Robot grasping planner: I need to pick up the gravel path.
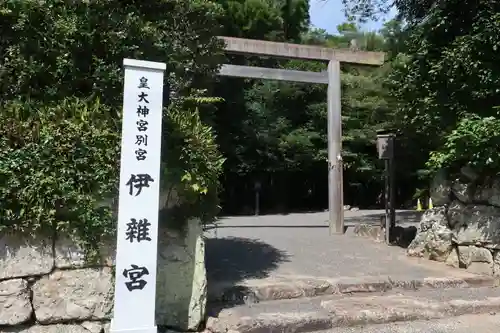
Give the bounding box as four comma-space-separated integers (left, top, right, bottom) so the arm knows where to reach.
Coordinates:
206, 211, 470, 286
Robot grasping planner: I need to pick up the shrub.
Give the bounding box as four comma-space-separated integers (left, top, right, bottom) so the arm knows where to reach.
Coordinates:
0, 98, 120, 253
427, 114, 500, 175
0, 0, 226, 255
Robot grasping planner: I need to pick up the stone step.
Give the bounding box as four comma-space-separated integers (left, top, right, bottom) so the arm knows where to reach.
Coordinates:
206, 286, 500, 333
208, 274, 497, 304
317, 313, 500, 333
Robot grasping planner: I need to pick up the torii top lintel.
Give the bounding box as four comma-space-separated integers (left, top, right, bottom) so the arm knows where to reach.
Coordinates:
218, 36, 385, 66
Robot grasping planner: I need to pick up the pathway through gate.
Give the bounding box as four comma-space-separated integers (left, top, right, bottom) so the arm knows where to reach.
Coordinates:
216, 36, 385, 235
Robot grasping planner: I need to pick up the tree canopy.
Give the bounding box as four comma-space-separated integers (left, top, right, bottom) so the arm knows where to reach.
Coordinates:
387, 1, 500, 176
2, 0, 499, 226
214, 0, 500, 213
339, 0, 500, 187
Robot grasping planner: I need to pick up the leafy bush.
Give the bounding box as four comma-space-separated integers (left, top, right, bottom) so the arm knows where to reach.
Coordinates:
0, 0, 225, 254
0, 96, 224, 246
0, 98, 120, 253
427, 115, 500, 174
162, 97, 225, 228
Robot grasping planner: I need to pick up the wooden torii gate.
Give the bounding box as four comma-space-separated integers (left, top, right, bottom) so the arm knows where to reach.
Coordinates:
217, 36, 385, 234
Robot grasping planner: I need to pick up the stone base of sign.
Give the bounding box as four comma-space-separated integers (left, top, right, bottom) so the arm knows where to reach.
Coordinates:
0, 218, 206, 332
156, 220, 207, 330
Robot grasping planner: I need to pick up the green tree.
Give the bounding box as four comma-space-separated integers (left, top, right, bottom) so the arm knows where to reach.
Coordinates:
216, 18, 400, 211
212, 0, 313, 213
336, 0, 500, 194
388, 1, 500, 181
217, 0, 309, 41
338, 0, 393, 22
379, 19, 407, 59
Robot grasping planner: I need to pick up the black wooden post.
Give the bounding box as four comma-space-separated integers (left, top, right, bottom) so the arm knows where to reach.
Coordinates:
376, 130, 396, 244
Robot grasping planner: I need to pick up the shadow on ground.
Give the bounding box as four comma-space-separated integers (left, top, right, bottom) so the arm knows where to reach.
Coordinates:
350, 212, 421, 249
205, 237, 289, 314
390, 225, 418, 248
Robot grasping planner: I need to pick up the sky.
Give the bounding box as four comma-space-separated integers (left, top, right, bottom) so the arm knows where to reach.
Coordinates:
309, 0, 398, 34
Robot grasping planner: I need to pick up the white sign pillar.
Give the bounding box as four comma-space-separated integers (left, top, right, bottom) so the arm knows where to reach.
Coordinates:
110, 59, 166, 333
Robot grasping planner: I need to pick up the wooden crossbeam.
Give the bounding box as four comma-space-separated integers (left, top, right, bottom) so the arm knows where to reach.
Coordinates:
218, 64, 329, 84
219, 36, 385, 66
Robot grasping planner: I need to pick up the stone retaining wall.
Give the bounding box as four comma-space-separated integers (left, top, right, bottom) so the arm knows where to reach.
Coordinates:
0, 221, 206, 333
407, 168, 500, 276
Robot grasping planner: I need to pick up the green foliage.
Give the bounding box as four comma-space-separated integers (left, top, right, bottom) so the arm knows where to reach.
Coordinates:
218, 0, 309, 41
238, 77, 324, 174
339, 0, 393, 23
427, 115, 500, 174
164, 98, 225, 222
386, 1, 500, 185
338, 0, 435, 24
341, 67, 394, 190
0, 98, 119, 255
0, 0, 225, 253
0, 0, 224, 105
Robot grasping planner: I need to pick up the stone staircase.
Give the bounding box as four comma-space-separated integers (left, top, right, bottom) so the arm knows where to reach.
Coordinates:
205, 275, 500, 333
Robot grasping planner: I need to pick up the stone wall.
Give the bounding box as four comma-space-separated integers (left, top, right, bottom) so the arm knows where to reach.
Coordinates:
0, 220, 206, 333
407, 168, 500, 276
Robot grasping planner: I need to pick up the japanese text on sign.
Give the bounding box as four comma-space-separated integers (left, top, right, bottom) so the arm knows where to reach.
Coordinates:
126, 218, 152, 243
122, 76, 155, 293
135, 77, 150, 161
123, 264, 149, 291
